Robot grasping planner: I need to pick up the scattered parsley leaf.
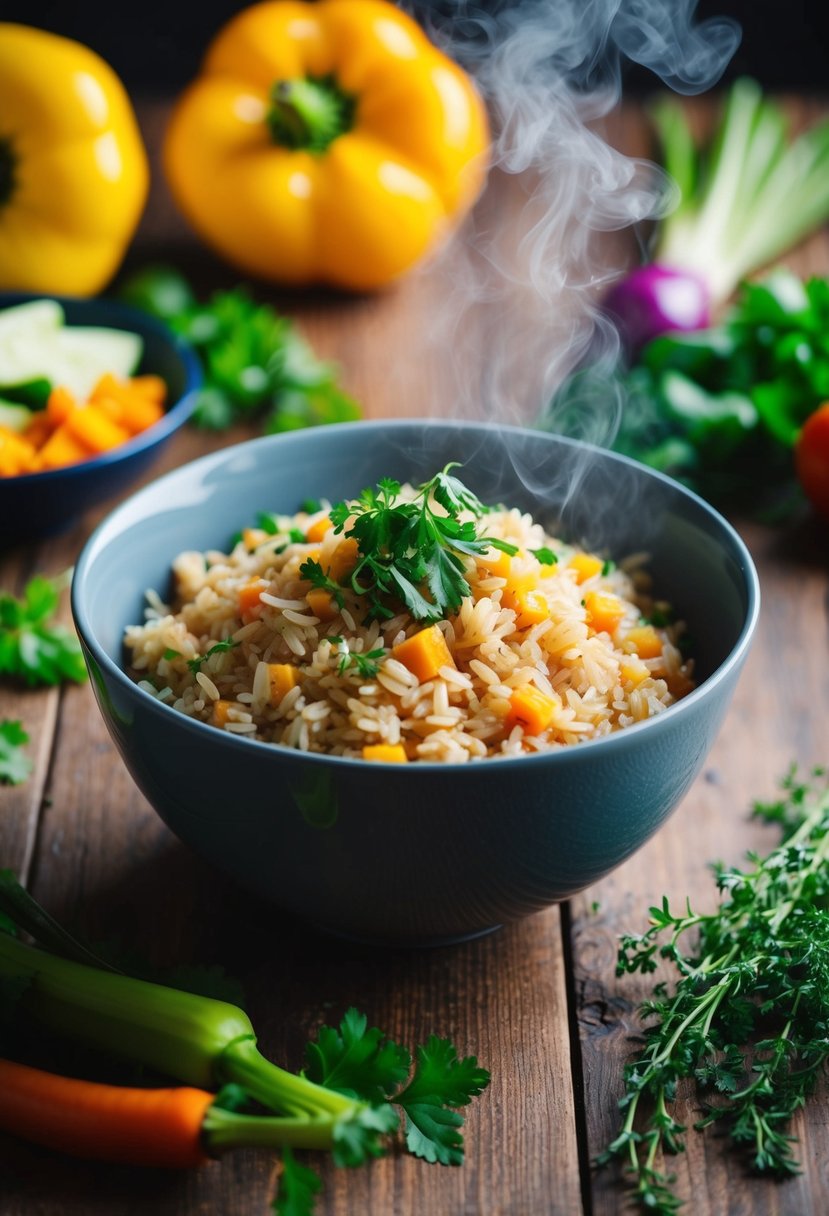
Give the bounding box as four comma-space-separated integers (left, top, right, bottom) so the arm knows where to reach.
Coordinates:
0, 573, 87, 687
186, 639, 241, 673
304, 1007, 411, 1104
163, 648, 181, 661
602, 559, 615, 576
0, 721, 32, 785
531, 547, 558, 566
272, 1147, 323, 1216
299, 559, 346, 610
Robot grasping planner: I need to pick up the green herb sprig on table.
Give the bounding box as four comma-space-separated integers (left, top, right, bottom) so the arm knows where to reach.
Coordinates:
307, 466, 517, 624
119, 265, 360, 434
600, 766, 829, 1214
0, 722, 32, 786
0, 573, 87, 687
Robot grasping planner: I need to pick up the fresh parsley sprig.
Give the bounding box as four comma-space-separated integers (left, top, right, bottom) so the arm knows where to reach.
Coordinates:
600, 765, 829, 1214
326, 638, 385, 679
326, 466, 517, 624
0, 573, 87, 687
0, 722, 32, 786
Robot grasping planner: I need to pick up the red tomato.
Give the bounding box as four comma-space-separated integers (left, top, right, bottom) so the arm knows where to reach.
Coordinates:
795, 403, 829, 521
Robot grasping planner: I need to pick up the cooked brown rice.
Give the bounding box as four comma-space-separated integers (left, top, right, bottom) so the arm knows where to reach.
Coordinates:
124, 491, 695, 763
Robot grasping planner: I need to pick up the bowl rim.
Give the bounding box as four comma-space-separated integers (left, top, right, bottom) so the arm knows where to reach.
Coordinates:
72, 419, 761, 772
0, 291, 202, 484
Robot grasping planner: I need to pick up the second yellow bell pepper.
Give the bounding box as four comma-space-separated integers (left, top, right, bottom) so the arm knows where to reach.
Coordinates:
163, 0, 490, 291
0, 24, 149, 296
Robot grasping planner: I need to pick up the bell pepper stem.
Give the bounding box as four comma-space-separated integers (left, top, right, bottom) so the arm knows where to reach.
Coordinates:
267, 76, 355, 154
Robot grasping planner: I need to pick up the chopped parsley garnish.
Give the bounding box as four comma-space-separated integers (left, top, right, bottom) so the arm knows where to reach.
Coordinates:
0, 721, 32, 786
299, 560, 345, 609
327, 638, 385, 679
531, 547, 558, 566
186, 639, 240, 673
601, 559, 615, 576
325, 466, 517, 623
0, 573, 87, 688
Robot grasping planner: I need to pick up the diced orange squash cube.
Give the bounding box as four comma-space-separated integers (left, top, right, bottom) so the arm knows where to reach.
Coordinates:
45, 385, 77, 427
362, 744, 408, 763
305, 515, 332, 543
505, 685, 559, 735
626, 624, 662, 659
584, 591, 626, 636
128, 374, 167, 404
478, 549, 514, 579
116, 394, 164, 436
213, 700, 234, 727
238, 580, 266, 622
569, 553, 603, 584
267, 663, 298, 705
327, 537, 359, 583
620, 660, 649, 686
306, 588, 338, 621
38, 425, 92, 470
23, 413, 54, 449
391, 625, 455, 683
511, 588, 549, 629
64, 405, 129, 453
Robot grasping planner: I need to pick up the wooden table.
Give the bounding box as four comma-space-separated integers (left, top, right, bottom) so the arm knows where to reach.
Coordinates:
2, 97, 828, 1216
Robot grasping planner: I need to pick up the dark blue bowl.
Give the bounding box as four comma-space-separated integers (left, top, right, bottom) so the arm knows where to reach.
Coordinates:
71, 422, 760, 945
0, 293, 201, 543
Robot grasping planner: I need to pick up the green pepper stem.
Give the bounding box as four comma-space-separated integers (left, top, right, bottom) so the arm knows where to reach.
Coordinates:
267, 76, 355, 154
216, 1035, 359, 1120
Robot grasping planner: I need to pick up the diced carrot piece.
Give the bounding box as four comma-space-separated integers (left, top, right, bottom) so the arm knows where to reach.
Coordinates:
23, 413, 54, 448
505, 685, 559, 735
305, 515, 332, 543
0, 428, 39, 476
117, 395, 164, 436
238, 580, 266, 623
129, 374, 167, 404
65, 405, 129, 453
46, 385, 77, 427
306, 588, 338, 621
90, 373, 124, 403
327, 537, 359, 583
38, 425, 93, 470
391, 625, 455, 683
267, 663, 298, 705
213, 700, 234, 727
362, 744, 408, 763
511, 588, 549, 629
569, 553, 603, 584
626, 624, 662, 659
584, 591, 626, 636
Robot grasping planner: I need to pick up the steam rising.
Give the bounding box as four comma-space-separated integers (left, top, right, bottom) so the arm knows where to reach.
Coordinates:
404, 0, 739, 449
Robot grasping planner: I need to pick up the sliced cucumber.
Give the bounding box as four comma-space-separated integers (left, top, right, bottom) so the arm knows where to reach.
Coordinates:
0, 301, 143, 401
0, 401, 34, 433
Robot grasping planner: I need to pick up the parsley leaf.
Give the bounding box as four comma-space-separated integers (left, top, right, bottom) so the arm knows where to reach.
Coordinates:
304, 1008, 490, 1169
272, 1147, 322, 1216
328, 466, 517, 623
0, 574, 87, 687
530, 547, 558, 566
299, 560, 345, 610
396, 1036, 492, 1165
0, 722, 32, 786
186, 639, 240, 673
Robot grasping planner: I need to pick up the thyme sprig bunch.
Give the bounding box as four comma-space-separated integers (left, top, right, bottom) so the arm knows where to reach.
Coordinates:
601, 766, 829, 1213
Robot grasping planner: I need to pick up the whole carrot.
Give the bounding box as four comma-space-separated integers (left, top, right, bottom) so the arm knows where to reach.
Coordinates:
0, 1057, 386, 1168
0, 1059, 213, 1168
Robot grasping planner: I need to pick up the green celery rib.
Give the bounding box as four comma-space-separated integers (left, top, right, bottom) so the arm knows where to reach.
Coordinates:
0, 933, 359, 1124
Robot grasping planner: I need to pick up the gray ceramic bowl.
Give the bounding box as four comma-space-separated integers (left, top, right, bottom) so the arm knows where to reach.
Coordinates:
71, 422, 759, 945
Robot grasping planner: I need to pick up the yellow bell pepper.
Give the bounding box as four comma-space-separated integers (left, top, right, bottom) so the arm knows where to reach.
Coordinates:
0, 24, 149, 296
163, 0, 490, 291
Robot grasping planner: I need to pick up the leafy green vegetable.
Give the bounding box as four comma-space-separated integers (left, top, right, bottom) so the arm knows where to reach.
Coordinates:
0, 573, 87, 687
185, 639, 241, 673
596, 271, 829, 514
326, 466, 518, 623
273, 1145, 323, 1216
600, 765, 829, 1214
119, 266, 360, 434
299, 559, 346, 610
0, 722, 32, 785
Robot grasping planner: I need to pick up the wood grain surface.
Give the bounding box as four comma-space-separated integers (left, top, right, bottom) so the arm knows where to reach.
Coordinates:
1, 97, 828, 1216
